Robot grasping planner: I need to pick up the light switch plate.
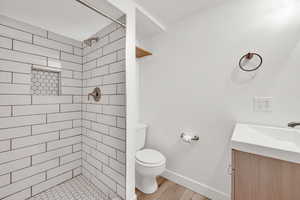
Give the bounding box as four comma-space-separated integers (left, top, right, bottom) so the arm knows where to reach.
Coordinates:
253, 97, 272, 112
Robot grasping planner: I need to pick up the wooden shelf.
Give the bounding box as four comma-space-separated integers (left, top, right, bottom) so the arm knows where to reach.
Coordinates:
136, 47, 152, 58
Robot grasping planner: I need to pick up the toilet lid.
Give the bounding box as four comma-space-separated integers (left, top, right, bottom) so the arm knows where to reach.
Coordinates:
136, 149, 166, 165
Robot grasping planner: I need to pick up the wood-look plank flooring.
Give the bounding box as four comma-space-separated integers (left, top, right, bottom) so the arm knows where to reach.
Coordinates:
136, 177, 209, 200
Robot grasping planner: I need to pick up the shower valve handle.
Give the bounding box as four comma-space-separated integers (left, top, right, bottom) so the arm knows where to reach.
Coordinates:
88, 87, 101, 102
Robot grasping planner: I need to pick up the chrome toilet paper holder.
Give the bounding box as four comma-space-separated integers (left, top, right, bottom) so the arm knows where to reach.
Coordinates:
180, 133, 199, 142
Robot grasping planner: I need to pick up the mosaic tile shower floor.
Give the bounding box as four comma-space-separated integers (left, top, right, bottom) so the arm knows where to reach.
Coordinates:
28, 176, 105, 200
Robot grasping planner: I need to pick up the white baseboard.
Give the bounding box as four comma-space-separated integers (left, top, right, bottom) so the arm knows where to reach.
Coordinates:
162, 169, 230, 200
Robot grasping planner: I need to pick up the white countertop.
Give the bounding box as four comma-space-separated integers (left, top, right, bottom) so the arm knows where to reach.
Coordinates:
231, 123, 300, 164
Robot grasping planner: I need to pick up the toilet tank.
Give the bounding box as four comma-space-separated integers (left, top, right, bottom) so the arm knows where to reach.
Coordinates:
135, 124, 148, 151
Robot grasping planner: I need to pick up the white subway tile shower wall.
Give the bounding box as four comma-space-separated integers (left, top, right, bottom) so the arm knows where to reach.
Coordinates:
82, 19, 126, 199
0, 14, 126, 200
0, 15, 82, 200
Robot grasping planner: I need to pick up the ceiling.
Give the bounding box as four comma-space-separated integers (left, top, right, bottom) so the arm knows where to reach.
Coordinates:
0, 0, 124, 41
0, 0, 226, 41
134, 0, 223, 26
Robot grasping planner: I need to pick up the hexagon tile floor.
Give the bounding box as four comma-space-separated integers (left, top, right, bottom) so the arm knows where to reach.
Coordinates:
28, 176, 105, 200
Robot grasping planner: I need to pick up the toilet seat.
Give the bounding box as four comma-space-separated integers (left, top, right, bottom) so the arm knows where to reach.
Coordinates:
136, 149, 166, 166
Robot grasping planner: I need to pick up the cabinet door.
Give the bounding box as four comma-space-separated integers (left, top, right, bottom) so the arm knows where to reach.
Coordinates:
233, 150, 259, 200
233, 150, 300, 200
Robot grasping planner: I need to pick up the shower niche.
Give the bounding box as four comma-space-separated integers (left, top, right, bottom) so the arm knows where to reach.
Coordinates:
31, 67, 61, 96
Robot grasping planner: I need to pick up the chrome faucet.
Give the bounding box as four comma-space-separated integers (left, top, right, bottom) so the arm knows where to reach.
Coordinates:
288, 122, 300, 128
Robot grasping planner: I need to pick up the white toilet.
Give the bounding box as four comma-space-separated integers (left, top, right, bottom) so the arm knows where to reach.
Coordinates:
135, 124, 166, 194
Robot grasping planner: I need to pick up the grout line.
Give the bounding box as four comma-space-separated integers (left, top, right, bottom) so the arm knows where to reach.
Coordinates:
9, 138, 12, 151
10, 72, 13, 83
9, 172, 12, 184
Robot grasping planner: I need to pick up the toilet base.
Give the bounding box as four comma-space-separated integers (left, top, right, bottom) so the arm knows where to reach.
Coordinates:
136, 172, 158, 194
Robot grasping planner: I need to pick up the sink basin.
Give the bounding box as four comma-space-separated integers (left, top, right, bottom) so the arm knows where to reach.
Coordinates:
231, 123, 300, 164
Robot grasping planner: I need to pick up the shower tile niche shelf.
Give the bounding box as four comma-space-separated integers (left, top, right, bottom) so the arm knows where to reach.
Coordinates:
31, 67, 61, 96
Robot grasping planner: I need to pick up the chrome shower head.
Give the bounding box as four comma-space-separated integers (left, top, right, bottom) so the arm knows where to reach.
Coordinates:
84, 37, 99, 47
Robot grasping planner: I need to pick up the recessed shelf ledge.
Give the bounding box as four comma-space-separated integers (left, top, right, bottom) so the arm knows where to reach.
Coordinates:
32, 65, 62, 72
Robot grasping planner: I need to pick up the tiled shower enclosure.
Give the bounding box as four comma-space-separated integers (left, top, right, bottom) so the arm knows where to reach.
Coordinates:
0, 14, 126, 200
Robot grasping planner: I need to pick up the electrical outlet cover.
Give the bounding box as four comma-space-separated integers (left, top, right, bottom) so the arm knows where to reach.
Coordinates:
253, 97, 272, 112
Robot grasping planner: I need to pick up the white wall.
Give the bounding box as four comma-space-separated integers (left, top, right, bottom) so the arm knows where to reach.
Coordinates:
139, 0, 300, 199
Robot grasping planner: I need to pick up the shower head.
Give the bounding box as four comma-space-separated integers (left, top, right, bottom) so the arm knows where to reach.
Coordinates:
84, 37, 99, 47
